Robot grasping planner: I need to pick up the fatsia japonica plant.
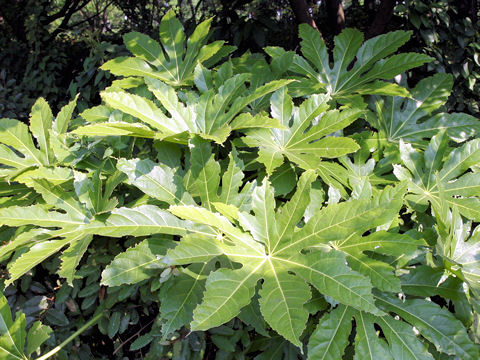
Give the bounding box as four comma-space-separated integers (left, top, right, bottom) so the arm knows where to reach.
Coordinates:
0, 9, 479, 359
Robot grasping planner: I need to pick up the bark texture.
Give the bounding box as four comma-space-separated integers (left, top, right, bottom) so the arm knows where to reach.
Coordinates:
289, 0, 319, 30
366, 0, 396, 39
326, 0, 345, 34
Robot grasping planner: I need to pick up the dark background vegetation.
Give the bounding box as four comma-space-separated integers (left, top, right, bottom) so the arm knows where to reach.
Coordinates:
1, 0, 479, 121
0, 1, 478, 358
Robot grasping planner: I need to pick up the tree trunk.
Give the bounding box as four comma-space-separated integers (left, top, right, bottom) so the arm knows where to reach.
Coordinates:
366, 0, 396, 39
289, 0, 319, 30
0, 0, 29, 43
456, 0, 478, 23
326, 0, 345, 34
364, 0, 376, 21
364, 0, 375, 12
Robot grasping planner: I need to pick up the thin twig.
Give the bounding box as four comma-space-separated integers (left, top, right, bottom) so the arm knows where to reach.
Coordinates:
112, 318, 155, 355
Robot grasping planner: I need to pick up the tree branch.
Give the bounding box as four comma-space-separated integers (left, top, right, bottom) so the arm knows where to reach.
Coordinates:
49, 0, 92, 39
289, 0, 319, 30
59, 0, 115, 32
43, 0, 81, 24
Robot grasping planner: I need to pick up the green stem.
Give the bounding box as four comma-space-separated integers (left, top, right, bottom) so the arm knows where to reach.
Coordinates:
36, 312, 104, 360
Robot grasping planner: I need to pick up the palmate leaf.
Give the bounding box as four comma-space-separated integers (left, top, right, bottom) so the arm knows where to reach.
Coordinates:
101, 236, 175, 286
166, 174, 411, 347
5, 231, 82, 286
115, 140, 253, 212
74, 73, 290, 144
0, 176, 95, 285
3, 203, 204, 285
146, 74, 290, 144
308, 305, 355, 360
58, 235, 93, 285
241, 87, 361, 173
0, 292, 52, 359
185, 137, 254, 212
400, 265, 469, 308
332, 232, 425, 293
375, 293, 479, 359
2, 174, 125, 285
271, 26, 431, 98
309, 297, 478, 360
395, 132, 480, 220
0, 204, 86, 228
101, 10, 232, 86
369, 73, 480, 146
0, 97, 79, 181
451, 225, 480, 297
117, 157, 194, 206
159, 262, 214, 340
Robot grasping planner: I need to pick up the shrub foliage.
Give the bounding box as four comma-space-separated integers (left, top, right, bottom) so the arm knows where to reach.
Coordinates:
0, 10, 479, 359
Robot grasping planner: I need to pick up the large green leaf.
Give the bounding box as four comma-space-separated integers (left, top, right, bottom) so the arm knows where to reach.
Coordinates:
0, 293, 52, 359
101, 237, 174, 286
159, 262, 213, 339
165, 174, 410, 346
117, 158, 194, 205
0, 118, 45, 167
144, 76, 292, 143
102, 10, 230, 86
29, 98, 53, 165
370, 73, 480, 146
83, 76, 289, 144
0, 97, 79, 180
0, 204, 86, 227
308, 305, 354, 360
242, 88, 361, 172
451, 226, 480, 297
375, 294, 478, 359
58, 235, 93, 286
5, 232, 80, 285
395, 134, 480, 220
308, 305, 439, 360
273, 26, 431, 98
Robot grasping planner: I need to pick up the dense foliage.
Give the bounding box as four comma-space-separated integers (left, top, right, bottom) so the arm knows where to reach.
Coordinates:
1, 7, 480, 360
2, 1, 479, 121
